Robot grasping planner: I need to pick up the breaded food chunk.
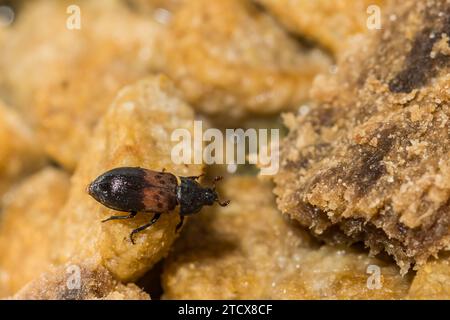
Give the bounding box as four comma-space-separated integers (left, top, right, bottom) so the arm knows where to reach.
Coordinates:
0, 101, 46, 197
53, 76, 203, 282
408, 255, 450, 299
158, 0, 331, 118
12, 263, 150, 300
275, 0, 450, 273
163, 177, 409, 299
257, 0, 385, 55
0, 0, 163, 170
0, 168, 70, 297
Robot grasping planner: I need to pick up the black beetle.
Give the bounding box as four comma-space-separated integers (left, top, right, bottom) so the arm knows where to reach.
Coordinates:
87, 167, 229, 244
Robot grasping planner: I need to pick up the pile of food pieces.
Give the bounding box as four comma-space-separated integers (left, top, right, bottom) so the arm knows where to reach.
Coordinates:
0, 0, 449, 299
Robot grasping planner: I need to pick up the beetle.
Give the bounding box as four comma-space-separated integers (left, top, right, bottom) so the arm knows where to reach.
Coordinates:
87, 167, 230, 244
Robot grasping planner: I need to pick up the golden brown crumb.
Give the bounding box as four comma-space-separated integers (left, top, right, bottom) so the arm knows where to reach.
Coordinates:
1, 75, 202, 295
275, 0, 450, 273
163, 177, 410, 299
0, 0, 163, 170
52, 75, 203, 282
408, 255, 450, 299
157, 0, 331, 119
11, 263, 150, 300
0, 100, 46, 197
0, 168, 70, 297
256, 0, 386, 55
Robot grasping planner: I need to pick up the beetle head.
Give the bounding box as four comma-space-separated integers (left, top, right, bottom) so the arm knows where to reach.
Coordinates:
87, 174, 113, 205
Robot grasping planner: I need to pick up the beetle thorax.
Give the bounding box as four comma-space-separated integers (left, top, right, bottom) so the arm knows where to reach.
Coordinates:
177, 177, 217, 215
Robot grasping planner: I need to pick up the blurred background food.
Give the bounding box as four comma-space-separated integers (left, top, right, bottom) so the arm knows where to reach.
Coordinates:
0, 0, 164, 170
156, 0, 331, 119
0, 0, 449, 300
0, 100, 46, 197
0, 168, 70, 297
255, 0, 386, 55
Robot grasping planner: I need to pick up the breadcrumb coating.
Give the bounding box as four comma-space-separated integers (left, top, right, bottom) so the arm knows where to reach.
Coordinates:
163, 177, 410, 299
0, 101, 46, 197
257, 0, 386, 55
12, 263, 150, 300
0, 0, 163, 169
0, 168, 70, 297
275, 0, 450, 273
52, 76, 203, 282
157, 0, 331, 119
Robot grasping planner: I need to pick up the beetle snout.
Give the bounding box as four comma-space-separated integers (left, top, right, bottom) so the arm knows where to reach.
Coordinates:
87, 181, 99, 200
87, 179, 105, 202
86, 182, 94, 196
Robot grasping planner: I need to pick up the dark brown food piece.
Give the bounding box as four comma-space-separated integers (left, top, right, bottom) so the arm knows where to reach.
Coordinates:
275, 0, 450, 273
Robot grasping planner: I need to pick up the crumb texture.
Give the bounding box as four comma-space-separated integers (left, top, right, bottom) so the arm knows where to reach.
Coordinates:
157, 0, 331, 118
53, 75, 203, 282
0, 76, 203, 292
0, 100, 46, 196
163, 177, 410, 299
256, 0, 386, 55
0, 0, 163, 169
408, 255, 450, 299
0, 168, 70, 297
275, 0, 450, 272
11, 263, 150, 300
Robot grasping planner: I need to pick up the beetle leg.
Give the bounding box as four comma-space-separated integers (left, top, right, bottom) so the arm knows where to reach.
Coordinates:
175, 215, 185, 232
186, 174, 205, 180
129, 213, 162, 244
216, 199, 231, 207
102, 211, 137, 223
212, 176, 224, 191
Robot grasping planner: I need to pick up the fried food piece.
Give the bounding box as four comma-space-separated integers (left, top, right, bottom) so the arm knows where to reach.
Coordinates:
0, 168, 70, 297
275, 0, 450, 273
2, 76, 198, 291
163, 177, 409, 299
408, 255, 450, 299
12, 263, 150, 300
256, 0, 385, 55
0, 101, 46, 197
0, 0, 163, 170
53, 76, 203, 282
270, 246, 411, 300
158, 0, 331, 119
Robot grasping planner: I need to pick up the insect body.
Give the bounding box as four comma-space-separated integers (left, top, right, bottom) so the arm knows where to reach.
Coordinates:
87, 167, 229, 244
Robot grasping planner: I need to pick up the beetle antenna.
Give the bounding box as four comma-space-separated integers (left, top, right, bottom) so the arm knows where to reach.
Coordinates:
212, 176, 223, 191
216, 199, 230, 207
211, 176, 229, 206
